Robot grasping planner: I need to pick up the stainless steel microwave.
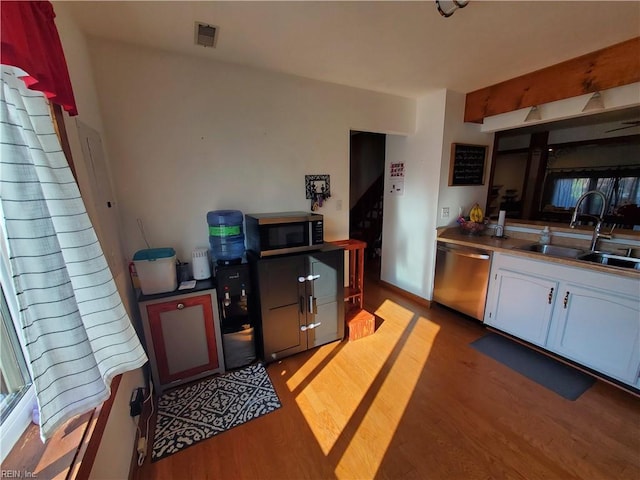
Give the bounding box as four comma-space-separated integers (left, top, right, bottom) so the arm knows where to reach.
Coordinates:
245, 212, 324, 257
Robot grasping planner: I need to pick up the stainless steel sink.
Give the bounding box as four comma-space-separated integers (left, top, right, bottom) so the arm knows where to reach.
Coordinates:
517, 243, 586, 259
516, 243, 640, 271
578, 252, 640, 270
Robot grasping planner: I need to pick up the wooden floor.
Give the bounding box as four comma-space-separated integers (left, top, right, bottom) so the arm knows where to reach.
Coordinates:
132, 265, 640, 480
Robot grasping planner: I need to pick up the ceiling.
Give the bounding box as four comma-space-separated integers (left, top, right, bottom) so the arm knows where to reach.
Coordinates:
61, 1, 640, 100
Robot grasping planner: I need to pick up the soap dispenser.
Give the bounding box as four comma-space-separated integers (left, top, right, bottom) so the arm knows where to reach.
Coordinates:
539, 226, 551, 245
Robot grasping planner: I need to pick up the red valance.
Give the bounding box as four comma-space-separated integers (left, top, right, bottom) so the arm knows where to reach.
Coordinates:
1, 1, 78, 116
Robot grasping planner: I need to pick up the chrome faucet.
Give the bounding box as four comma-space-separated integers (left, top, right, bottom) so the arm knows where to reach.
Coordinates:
569, 190, 614, 251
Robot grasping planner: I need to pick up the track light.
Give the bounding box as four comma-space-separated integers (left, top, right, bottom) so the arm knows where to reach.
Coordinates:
582, 91, 604, 112
436, 0, 469, 18
524, 106, 542, 122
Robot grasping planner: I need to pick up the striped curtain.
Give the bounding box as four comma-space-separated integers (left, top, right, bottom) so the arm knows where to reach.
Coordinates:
0, 65, 147, 440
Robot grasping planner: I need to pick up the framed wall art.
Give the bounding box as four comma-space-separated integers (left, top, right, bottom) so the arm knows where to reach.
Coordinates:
448, 143, 488, 186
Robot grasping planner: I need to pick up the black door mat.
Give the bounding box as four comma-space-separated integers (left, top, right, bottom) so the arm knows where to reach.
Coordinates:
470, 333, 595, 400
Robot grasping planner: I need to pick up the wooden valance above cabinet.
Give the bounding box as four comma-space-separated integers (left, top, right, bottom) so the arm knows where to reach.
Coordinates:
464, 37, 640, 123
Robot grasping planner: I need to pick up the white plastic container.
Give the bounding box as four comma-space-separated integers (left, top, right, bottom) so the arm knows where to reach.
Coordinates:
133, 248, 177, 295
192, 247, 211, 280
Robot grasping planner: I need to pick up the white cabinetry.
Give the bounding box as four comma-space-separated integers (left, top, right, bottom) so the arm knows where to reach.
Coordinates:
485, 269, 557, 347
485, 253, 640, 387
548, 283, 640, 385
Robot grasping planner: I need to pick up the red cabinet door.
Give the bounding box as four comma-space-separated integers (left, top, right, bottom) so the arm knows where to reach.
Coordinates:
146, 294, 220, 384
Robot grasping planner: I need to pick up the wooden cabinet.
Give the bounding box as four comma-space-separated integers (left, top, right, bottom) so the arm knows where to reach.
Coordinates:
251, 247, 344, 362
485, 253, 640, 387
139, 285, 225, 394
485, 268, 557, 347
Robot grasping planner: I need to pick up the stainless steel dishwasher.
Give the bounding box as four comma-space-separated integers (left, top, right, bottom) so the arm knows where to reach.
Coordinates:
433, 241, 492, 321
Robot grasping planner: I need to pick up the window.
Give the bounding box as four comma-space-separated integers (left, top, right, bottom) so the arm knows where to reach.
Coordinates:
0, 286, 32, 424
0, 233, 36, 461
543, 168, 640, 223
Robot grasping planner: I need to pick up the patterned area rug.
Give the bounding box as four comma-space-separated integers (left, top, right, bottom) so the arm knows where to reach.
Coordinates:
151, 363, 281, 462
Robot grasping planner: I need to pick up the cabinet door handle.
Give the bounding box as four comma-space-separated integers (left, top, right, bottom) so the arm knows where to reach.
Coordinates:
548, 287, 554, 305
300, 324, 308, 332
308, 295, 315, 314
176, 303, 185, 310
563, 291, 570, 309
307, 322, 322, 330
298, 274, 321, 282
437, 245, 490, 260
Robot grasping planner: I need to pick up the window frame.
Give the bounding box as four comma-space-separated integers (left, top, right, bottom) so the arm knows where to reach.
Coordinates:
0, 216, 36, 462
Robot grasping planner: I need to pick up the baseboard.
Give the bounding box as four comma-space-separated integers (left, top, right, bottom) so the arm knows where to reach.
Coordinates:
378, 279, 432, 309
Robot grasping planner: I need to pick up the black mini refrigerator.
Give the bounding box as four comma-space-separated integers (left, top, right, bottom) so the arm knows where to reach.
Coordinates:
215, 263, 256, 369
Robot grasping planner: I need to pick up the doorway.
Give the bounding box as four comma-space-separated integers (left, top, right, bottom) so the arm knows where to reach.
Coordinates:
349, 131, 385, 278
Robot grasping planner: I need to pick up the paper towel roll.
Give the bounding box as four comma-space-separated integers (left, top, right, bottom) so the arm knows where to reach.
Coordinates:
498, 210, 506, 228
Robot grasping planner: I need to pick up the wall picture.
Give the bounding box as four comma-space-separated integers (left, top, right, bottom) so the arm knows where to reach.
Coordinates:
449, 143, 488, 186
388, 161, 405, 195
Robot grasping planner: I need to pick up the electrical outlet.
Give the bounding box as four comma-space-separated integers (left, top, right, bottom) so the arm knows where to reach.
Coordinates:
441, 207, 450, 219
129, 387, 144, 417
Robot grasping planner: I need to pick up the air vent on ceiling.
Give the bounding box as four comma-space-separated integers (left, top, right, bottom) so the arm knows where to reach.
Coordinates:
195, 22, 218, 48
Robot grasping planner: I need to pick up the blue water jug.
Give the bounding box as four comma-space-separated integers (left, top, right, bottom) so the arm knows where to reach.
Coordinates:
207, 210, 245, 264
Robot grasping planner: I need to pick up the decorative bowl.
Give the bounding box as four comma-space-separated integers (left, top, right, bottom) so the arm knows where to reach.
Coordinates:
458, 221, 486, 236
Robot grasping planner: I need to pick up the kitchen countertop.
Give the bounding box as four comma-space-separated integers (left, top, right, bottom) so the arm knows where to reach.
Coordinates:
437, 227, 640, 279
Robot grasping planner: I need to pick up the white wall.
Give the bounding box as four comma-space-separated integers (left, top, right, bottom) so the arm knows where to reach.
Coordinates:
381, 91, 446, 299
381, 90, 493, 301
53, 5, 145, 480
497, 134, 530, 151
85, 38, 415, 265
548, 142, 640, 169
492, 152, 529, 203
436, 90, 494, 228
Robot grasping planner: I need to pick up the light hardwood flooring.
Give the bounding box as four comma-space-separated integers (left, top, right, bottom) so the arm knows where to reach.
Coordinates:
133, 267, 640, 480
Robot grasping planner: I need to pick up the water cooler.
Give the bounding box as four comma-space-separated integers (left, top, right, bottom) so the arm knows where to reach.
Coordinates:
207, 210, 246, 266
215, 263, 256, 369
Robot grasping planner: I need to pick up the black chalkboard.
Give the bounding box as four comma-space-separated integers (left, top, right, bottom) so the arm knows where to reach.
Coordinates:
448, 143, 488, 186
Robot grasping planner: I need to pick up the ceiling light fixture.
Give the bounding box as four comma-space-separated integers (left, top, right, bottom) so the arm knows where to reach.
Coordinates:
582, 91, 605, 112
436, 0, 469, 18
525, 106, 542, 122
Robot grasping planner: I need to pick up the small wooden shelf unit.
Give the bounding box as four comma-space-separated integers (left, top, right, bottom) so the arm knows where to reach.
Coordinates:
330, 239, 375, 341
